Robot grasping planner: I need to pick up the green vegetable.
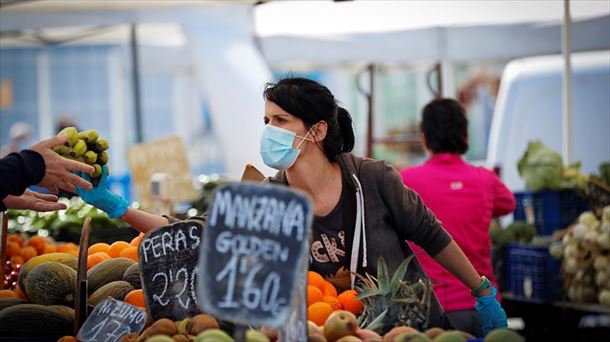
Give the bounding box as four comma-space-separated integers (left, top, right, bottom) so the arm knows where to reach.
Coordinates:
505, 221, 536, 244
518, 141, 564, 191
518, 141, 588, 193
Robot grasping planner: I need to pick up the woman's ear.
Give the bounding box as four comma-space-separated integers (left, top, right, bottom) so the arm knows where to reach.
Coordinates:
311, 121, 328, 142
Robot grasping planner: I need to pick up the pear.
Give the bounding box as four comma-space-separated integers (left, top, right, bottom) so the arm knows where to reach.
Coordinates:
78, 129, 99, 143
71, 139, 87, 158
324, 310, 358, 342
53, 145, 71, 156
58, 127, 78, 147
83, 150, 98, 165
175, 318, 190, 335
95, 139, 109, 152
97, 151, 108, 165
92, 164, 102, 179
246, 330, 270, 342
194, 329, 233, 342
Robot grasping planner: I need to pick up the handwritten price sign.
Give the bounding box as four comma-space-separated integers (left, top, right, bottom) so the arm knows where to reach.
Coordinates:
77, 299, 146, 342
139, 221, 203, 321
198, 183, 312, 328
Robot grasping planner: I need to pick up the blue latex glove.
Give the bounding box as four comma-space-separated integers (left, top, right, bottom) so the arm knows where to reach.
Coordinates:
475, 285, 508, 336
75, 165, 129, 219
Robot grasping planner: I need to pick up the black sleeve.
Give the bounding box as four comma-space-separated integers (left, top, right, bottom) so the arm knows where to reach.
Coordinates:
0, 150, 46, 210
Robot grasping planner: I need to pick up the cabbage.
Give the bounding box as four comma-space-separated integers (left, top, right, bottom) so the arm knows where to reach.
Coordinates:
518, 141, 564, 191
518, 140, 588, 192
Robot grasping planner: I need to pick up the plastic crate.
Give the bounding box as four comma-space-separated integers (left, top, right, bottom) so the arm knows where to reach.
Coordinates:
513, 190, 590, 235
505, 243, 562, 303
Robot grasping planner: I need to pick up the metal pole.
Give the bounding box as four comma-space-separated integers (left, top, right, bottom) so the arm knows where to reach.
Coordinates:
366, 64, 375, 159
130, 24, 143, 143
562, 0, 573, 166
435, 62, 443, 98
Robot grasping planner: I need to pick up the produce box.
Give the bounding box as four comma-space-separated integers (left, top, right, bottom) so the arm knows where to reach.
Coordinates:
505, 243, 562, 303
513, 190, 590, 235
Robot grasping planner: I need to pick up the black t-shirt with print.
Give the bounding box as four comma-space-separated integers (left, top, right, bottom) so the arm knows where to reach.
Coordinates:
310, 180, 351, 290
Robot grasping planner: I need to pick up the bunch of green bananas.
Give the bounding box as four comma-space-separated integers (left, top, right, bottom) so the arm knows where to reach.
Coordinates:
53, 126, 109, 186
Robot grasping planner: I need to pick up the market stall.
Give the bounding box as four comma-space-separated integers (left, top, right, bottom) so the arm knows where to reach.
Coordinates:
1, 2, 610, 342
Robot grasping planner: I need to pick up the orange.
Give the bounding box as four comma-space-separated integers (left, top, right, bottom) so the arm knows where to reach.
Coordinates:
27, 236, 46, 255
337, 290, 364, 315
56, 243, 78, 253
307, 302, 334, 326
119, 246, 139, 262
308, 271, 326, 292
130, 233, 145, 247
307, 285, 324, 306
323, 280, 338, 297
20, 246, 37, 262
57, 336, 79, 342
0, 290, 18, 298
8, 234, 23, 247
14, 285, 27, 299
67, 248, 79, 257
124, 289, 145, 307
10, 256, 24, 266
108, 241, 130, 258
87, 252, 111, 269
323, 295, 343, 311
43, 243, 57, 254
88, 242, 111, 256
6, 241, 21, 257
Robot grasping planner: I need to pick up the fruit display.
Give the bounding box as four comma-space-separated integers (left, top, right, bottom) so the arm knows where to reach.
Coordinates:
550, 206, 610, 306
302, 311, 524, 342
307, 270, 364, 327
55, 127, 109, 185
3, 232, 78, 291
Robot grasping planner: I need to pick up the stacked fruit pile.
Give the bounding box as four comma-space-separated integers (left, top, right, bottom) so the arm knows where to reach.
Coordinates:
0, 233, 146, 338
552, 206, 610, 306
54, 127, 109, 185
86, 233, 143, 270
307, 271, 364, 326
2, 233, 78, 292
0, 252, 78, 337
305, 312, 524, 342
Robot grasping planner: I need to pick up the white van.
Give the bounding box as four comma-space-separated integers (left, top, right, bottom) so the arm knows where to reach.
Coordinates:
487, 50, 610, 191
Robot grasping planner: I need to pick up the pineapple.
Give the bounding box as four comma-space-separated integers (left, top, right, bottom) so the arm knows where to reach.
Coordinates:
355, 256, 433, 335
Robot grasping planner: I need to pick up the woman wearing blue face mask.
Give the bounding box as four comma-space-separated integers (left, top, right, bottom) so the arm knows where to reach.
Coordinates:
259, 78, 507, 335
74, 77, 507, 335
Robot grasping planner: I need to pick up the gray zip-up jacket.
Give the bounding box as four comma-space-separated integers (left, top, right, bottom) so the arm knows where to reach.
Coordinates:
268, 153, 455, 328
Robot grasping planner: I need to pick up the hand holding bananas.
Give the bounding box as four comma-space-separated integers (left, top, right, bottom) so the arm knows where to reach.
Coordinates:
472, 278, 508, 335
75, 165, 129, 219
53, 127, 109, 186
30, 134, 95, 194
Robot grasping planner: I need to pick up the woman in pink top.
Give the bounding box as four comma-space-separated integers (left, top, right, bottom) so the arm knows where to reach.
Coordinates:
400, 98, 515, 336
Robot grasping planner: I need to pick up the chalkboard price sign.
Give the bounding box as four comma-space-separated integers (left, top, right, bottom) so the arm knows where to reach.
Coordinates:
198, 183, 313, 329
280, 255, 309, 342
139, 221, 203, 321
77, 299, 146, 342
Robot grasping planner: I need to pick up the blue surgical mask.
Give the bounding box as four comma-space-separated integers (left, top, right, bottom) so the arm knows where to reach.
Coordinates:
260, 125, 313, 170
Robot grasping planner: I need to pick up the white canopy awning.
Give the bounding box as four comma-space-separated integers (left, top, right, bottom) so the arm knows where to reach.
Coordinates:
254, 0, 610, 66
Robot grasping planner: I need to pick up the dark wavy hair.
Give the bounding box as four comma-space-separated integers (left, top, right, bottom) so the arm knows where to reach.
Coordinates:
421, 98, 469, 154
263, 77, 355, 161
